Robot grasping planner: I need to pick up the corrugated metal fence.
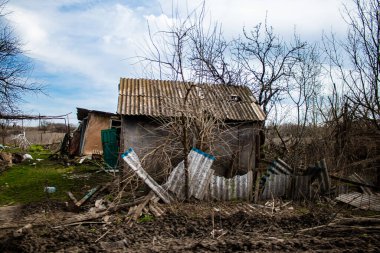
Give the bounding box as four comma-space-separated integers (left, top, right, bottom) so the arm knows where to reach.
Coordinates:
209, 171, 253, 201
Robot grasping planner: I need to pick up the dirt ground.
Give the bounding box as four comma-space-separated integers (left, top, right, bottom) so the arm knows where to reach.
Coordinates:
0, 202, 379, 252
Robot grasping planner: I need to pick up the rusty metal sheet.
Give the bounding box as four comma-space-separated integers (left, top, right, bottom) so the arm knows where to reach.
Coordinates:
336, 192, 380, 211
165, 148, 215, 200
117, 78, 265, 121
209, 171, 253, 201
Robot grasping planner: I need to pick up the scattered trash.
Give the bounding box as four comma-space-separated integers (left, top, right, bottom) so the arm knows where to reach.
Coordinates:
78, 155, 92, 164
0, 152, 13, 170
13, 223, 32, 237
44, 186, 56, 193
63, 173, 91, 180
22, 153, 33, 161
67, 191, 78, 203
211, 229, 227, 239
11, 131, 32, 150
75, 187, 99, 207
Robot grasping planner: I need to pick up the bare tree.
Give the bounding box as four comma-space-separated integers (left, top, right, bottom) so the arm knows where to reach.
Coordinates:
0, 0, 43, 114
323, 0, 380, 131
234, 20, 307, 115
186, 3, 242, 85
286, 44, 322, 144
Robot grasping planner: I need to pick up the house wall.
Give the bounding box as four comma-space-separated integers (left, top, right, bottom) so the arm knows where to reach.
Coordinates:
81, 113, 111, 155
121, 116, 175, 182
121, 116, 262, 179
211, 123, 260, 177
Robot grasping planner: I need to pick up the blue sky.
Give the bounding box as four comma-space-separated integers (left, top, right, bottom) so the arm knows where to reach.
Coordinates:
6, 0, 347, 124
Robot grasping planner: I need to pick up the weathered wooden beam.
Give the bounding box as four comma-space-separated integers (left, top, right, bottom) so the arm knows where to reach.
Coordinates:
330, 175, 380, 190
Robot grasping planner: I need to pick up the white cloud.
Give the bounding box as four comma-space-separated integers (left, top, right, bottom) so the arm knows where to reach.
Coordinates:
5, 0, 348, 124
158, 0, 347, 41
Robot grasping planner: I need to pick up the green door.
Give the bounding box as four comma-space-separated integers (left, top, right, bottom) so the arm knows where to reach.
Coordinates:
101, 128, 119, 169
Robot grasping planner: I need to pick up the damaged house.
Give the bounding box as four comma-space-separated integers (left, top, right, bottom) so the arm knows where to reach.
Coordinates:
70, 108, 121, 167
117, 78, 266, 181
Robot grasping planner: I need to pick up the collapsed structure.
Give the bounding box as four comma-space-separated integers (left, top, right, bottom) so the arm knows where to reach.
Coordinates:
69, 77, 380, 208
116, 78, 266, 177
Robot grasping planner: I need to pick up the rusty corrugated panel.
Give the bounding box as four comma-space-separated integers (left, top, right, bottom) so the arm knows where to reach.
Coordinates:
209, 171, 253, 201
336, 192, 380, 211
165, 148, 215, 200
117, 78, 265, 121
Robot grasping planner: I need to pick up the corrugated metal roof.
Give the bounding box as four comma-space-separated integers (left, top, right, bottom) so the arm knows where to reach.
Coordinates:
117, 78, 266, 121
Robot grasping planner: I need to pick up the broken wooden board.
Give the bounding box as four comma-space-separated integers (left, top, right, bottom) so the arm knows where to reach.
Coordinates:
316, 159, 330, 193
67, 191, 78, 203
349, 173, 374, 195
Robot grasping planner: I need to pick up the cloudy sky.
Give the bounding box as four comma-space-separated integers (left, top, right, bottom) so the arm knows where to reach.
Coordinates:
6, 0, 348, 124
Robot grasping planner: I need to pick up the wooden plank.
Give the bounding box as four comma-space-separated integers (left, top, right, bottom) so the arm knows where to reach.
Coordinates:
75, 187, 99, 207
349, 173, 374, 195
254, 171, 261, 203
67, 192, 77, 203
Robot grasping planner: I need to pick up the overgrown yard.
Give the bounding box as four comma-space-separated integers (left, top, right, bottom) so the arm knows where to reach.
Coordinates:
0, 146, 112, 205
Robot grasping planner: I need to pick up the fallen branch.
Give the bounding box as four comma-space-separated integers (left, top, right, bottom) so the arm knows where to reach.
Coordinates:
95, 230, 111, 243
298, 224, 331, 233
52, 221, 106, 229
104, 198, 146, 213
298, 217, 380, 234
333, 217, 380, 226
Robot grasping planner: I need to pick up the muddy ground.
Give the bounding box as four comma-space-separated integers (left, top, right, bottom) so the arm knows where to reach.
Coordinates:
0, 202, 379, 252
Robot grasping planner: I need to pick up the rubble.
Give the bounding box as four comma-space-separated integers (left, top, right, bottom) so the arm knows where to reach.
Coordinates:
75, 187, 99, 207
335, 192, 380, 211
0, 152, 12, 172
